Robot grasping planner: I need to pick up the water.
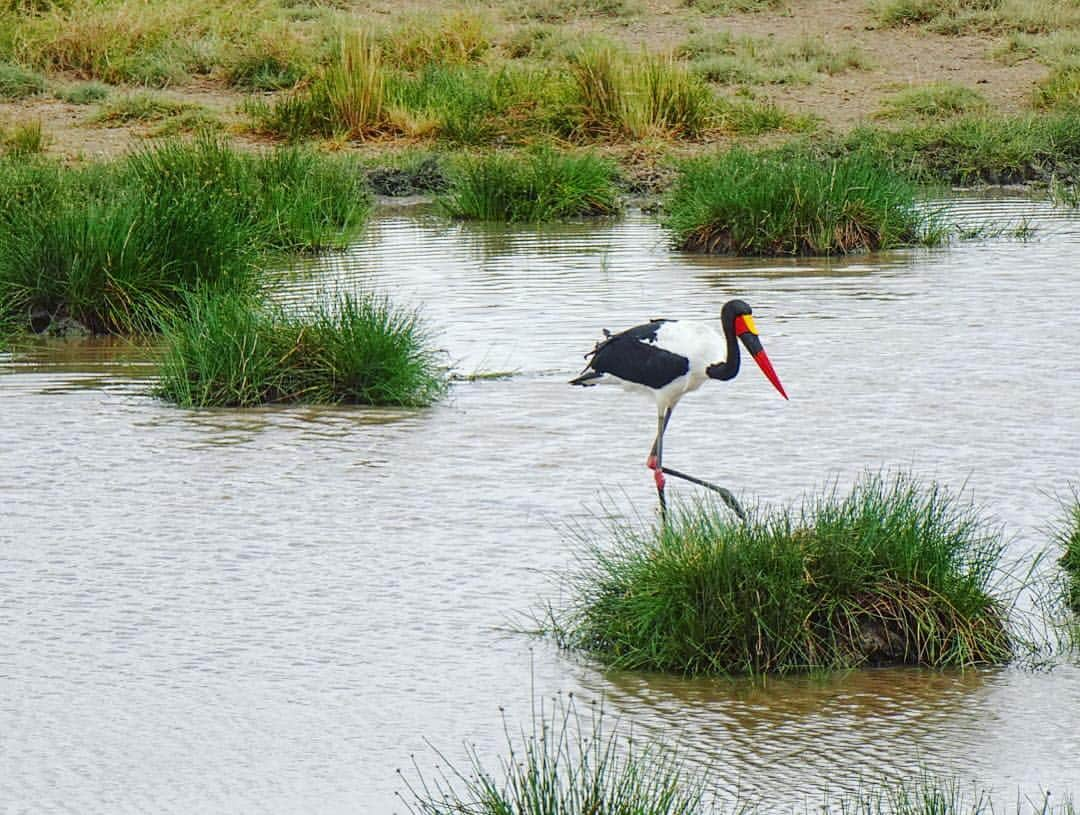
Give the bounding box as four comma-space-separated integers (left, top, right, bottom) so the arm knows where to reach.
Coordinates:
2, 197, 1079, 813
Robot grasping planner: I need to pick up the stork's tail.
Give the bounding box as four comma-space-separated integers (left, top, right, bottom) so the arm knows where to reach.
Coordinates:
569, 369, 604, 386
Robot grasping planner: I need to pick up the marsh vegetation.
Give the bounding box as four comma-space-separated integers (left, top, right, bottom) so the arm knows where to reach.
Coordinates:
0, 137, 370, 335
157, 290, 447, 408
549, 474, 1018, 675
403, 692, 1078, 815
664, 149, 939, 255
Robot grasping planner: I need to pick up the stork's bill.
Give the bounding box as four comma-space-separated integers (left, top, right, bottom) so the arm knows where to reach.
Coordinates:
734, 314, 788, 400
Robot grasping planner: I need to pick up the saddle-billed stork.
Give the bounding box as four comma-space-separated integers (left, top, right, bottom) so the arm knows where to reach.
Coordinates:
570, 299, 787, 515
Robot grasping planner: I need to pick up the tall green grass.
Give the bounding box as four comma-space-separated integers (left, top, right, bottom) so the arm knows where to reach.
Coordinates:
439, 148, 620, 222
550, 474, 1016, 675
562, 46, 714, 139
156, 289, 447, 408
249, 41, 725, 145
0, 138, 371, 335
401, 694, 706, 815
664, 148, 936, 256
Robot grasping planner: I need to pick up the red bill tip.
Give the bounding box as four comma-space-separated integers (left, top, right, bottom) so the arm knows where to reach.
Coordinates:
752, 348, 788, 400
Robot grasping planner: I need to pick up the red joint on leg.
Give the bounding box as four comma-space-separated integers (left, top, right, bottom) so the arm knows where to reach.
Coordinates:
654, 469, 666, 490
647, 455, 658, 470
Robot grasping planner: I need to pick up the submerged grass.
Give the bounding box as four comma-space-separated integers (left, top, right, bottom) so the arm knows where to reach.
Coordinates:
664, 148, 936, 256
156, 289, 447, 408
439, 148, 620, 222
403, 694, 1078, 815
0, 138, 370, 335
401, 693, 707, 815
550, 474, 1016, 675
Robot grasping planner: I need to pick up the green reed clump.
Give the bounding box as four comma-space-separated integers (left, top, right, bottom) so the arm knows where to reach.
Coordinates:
551, 474, 1015, 675
247, 32, 389, 140
562, 45, 714, 139
156, 289, 447, 408
439, 148, 619, 222
664, 148, 934, 255
401, 694, 707, 815
0, 138, 370, 334
1057, 492, 1080, 613
841, 111, 1080, 184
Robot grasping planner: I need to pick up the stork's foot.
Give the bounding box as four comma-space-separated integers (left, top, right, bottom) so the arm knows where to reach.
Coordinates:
653, 468, 666, 491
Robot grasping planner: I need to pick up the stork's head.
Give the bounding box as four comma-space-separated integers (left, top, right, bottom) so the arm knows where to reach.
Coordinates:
723, 299, 788, 400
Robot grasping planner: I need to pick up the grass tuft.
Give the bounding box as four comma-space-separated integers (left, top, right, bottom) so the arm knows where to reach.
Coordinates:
1056, 490, 1080, 613
2, 119, 45, 155
91, 92, 199, 125
839, 111, 1080, 185
438, 148, 620, 222
400, 694, 706, 815
53, 80, 109, 104
0, 138, 370, 335
677, 31, 868, 85
1035, 65, 1080, 111
876, 82, 988, 119
664, 148, 936, 256
562, 46, 714, 139
247, 31, 389, 140
549, 474, 1016, 675
0, 60, 45, 98
156, 289, 447, 408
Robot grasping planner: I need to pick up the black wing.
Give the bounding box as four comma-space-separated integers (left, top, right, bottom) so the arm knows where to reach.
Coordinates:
578, 320, 689, 389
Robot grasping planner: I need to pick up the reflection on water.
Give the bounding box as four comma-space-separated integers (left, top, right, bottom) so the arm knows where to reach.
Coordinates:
2, 195, 1080, 814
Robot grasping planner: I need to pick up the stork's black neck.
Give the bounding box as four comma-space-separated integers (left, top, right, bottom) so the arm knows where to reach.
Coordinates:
706, 307, 741, 381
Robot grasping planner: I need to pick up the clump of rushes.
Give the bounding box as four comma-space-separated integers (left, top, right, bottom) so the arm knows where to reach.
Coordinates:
1057, 491, 1080, 613
665, 148, 934, 255
400, 694, 706, 815
248, 32, 389, 140
840, 111, 1080, 185
2, 120, 45, 156
551, 474, 1016, 675
0, 137, 370, 335
439, 148, 619, 222
156, 289, 446, 408
563, 46, 713, 139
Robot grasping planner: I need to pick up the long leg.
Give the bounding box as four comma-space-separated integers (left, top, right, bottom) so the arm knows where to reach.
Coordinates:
647, 406, 673, 520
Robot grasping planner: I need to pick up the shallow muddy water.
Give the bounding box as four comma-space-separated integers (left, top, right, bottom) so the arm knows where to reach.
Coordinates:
2, 197, 1080, 813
